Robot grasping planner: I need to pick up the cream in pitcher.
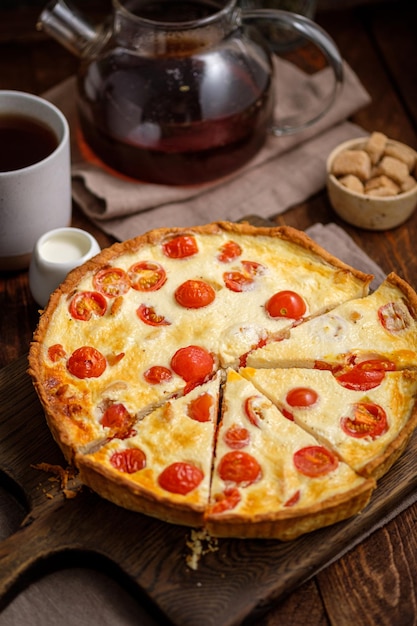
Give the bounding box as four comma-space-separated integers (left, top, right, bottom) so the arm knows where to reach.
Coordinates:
38, 0, 343, 186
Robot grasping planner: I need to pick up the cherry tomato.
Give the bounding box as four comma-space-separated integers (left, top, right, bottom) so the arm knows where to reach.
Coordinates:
137, 304, 171, 326
170, 345, 214, 383
67, 346, 106, 379
314, 360, 334, 371
158, 461, 204, 495
293, 446, 338, 477
244, 396, 264, 428
281, 408, 295, 421
162, 235, 198, 259
69, 291, 107, 321
265, 290, 306, 319
93, 267, 130, 298
217, 450, 262, 485
341, 402, 388, 439
223, 271, 255, 293
335, 359, 395, 391
48, 343, 66, 362
238, 337, 268, 368
101, 403, 131, 429
286, 387, 318, 408
210, 487, 241, 514
217, 240, 242, 263
378, 301, 411, 332
174, 279, 216, 309
128, 261, 167, 291
284, 490, 300, 507
223, 425, 251, 449
143, 365, 172, 384
187, 392, 213, 422
241, 260, 265, 276
110, 448, 146, 473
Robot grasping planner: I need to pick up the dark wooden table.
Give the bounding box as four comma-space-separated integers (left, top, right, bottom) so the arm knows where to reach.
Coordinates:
1, 1, 417, 624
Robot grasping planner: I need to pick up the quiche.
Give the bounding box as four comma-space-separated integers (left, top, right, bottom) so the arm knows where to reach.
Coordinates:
28, 221, 417, 540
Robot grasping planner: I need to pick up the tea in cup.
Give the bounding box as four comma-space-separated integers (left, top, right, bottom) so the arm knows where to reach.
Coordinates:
0, 90, 71, 271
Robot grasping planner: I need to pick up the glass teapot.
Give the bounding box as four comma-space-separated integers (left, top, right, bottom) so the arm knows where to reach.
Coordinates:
39, 0, 343, 186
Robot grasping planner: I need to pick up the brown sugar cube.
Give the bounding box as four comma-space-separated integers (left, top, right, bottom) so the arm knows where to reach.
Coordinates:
377, 156, 409, 184
339, 174, 364, 193
401, 175, 417, 193
332, 149, 371, 181
365, 132, 387, 165
384, 142, 416, 172
366, 187, 399, 197
365, 175, 400, 195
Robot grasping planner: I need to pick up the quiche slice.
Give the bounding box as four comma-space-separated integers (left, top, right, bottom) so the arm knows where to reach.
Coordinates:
76, 373, 222, 528
205, 370, 375, 540
246, 273, 417, 371
241, 367, 417, 480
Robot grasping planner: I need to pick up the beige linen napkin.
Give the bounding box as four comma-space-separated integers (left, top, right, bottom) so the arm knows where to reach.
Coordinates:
45, 58, 371, 241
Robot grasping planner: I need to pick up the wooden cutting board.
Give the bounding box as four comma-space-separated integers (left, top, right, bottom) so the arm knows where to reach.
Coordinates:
1, 354, 417, 626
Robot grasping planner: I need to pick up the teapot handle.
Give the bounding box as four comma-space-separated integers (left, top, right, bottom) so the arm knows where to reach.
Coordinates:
240, 9, 344, 136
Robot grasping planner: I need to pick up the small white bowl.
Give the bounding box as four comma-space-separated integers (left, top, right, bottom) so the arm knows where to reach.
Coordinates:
29, 227, 101, 308
326, 137, 417, 230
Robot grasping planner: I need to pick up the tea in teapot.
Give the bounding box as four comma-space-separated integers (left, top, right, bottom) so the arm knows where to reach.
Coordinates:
39, 0, 343, 186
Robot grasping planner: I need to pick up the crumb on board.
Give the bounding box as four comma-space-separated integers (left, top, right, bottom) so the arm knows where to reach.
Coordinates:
185, 528, 219, 571
31, 462, 81, 499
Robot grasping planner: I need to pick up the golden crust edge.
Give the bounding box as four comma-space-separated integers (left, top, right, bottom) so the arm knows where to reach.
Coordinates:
385, 271, 417, 318
76, 453, 206, 528
358, 373, 417, 480
205, 476, 376, 540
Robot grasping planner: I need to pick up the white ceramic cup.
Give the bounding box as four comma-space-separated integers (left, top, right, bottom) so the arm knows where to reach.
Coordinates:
0, 90, 71, 271
29, 227, 101, 308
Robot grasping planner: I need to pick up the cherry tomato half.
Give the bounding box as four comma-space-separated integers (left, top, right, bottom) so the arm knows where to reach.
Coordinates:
162, 235, 198, 259
128, 261, 167, 291
187, 392, 214, 422
158, 461, 204, 495
67, 346, 106, 379
210, 487, 241, 514
335, 359, 395, 391
286, 387, 318, 408
69, 291, 107, 321
93, 267, 130, 298
110, 448, 146, 473
223, 270, 255, 293
378, 301, 411, 332
48, 343, 66, 362
170, 345, 214, 383
293, 446, 338, 477
341, 402, 388, 439
143, 365, 173, 384
101, 403, 131, 429
217, 240, 242, 263
241, 260, 265, 276
244, 396, 264, 428
265, 290, 306, 319
217, 450, 262, 485
174, 279, 216, 309
284, 490, 301, 507
223, 425, 251, 449
137, 304, 171, 326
